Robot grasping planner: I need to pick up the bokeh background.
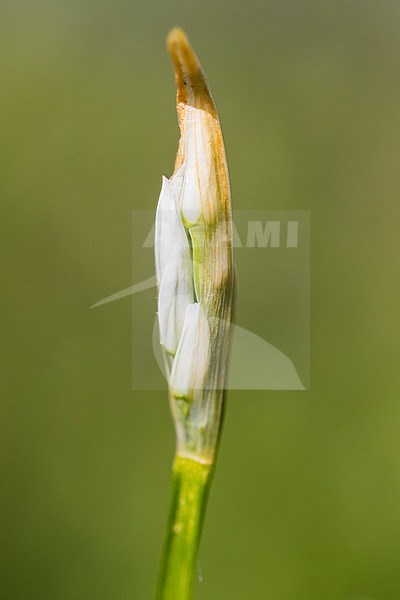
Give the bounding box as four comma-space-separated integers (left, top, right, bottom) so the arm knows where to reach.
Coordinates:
2, 1, 400, 599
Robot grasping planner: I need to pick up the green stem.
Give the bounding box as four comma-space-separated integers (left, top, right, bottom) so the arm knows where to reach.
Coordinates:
155, 455, 214, 600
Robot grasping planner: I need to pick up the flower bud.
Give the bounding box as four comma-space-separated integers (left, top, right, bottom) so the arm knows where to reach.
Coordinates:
155, 176, 194, 354
154, 28, 235, 461
170, 303, 211, 400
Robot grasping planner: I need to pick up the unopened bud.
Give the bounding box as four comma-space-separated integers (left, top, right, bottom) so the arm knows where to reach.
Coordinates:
170, 303, 210, 400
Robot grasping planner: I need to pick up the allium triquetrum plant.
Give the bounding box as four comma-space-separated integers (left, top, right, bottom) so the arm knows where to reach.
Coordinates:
153, 28, 235, 600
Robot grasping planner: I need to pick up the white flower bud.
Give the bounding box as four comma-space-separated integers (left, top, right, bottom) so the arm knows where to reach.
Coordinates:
158, 256, 194, 355
170, 303, 211, 400
155, 176, 194, 354
154, 176, 189, 287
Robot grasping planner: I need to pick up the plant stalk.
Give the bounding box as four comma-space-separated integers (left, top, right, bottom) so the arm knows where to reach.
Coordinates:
155, 455, 214, 600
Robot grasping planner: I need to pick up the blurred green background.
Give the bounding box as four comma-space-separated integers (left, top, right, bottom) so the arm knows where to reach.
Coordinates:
2, 1, 400, 599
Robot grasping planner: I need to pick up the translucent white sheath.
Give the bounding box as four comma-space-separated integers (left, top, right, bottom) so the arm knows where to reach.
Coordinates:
155, 28, 234, 463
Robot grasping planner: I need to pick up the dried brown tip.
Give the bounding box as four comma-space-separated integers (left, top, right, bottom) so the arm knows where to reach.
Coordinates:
166, 27, 216, 118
